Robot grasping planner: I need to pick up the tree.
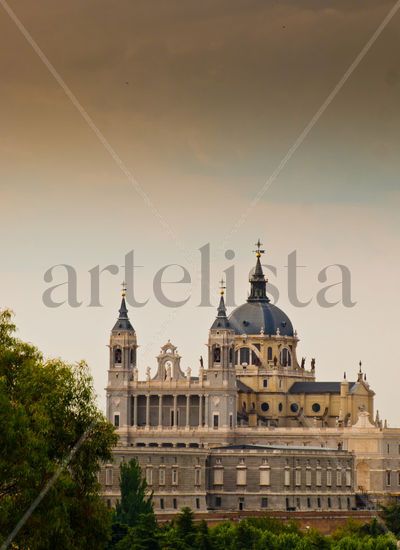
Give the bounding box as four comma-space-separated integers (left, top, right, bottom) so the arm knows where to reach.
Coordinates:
381, 501, 400, 537
0, 309, 117, 549
114, 459, 154, 528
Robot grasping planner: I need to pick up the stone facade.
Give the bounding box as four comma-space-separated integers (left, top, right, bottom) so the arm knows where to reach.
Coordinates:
102, 245, 399, 511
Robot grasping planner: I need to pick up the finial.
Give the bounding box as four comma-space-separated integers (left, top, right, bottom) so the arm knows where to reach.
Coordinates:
253, 238, 265, 258
359, 360, 362, 373
219, 277, 226, 296
121, 280, 127, 298
343, 371, 346, 379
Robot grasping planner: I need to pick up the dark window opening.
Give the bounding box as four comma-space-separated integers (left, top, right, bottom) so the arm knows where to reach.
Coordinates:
267, 347, 273, 361
114, 348, 122, 364
213, 346, 221, 363
261, 497, 268, 508
160, 498, 164, 510
173, 498, 177, 510
215, 496, 222, 507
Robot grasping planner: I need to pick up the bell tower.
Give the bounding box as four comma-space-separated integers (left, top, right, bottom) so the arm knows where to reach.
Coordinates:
106, 283, 137, 433
206, 280, 237, 429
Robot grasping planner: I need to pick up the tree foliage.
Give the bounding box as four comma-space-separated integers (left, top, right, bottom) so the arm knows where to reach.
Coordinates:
0, 309, 117, 549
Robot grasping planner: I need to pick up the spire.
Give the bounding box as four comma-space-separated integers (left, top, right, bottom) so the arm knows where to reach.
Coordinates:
112, 282, 134, 331
211, 278, 230, 329
247, 239, 270, 303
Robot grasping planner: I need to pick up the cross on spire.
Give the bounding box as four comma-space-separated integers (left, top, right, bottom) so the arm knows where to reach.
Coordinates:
253, 239, 265, 258
219, 277, 226, 296
121, 281, 127, 297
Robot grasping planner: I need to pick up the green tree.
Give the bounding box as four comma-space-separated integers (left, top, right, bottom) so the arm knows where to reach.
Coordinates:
381, 501, 400, 537
0, 309, 117, 549
114, 459, 154, 528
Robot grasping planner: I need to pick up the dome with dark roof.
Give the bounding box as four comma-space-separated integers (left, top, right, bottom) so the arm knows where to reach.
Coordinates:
228, 301, 294, 336
223, 241, 294, 337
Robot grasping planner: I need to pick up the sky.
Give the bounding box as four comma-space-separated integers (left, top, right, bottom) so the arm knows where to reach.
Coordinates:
1, 0, 400, 423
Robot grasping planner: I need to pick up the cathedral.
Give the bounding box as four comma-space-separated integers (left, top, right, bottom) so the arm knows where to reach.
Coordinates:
101, 243, 400, 513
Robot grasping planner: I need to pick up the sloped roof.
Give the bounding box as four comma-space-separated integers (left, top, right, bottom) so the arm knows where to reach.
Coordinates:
289, 381, 356, 394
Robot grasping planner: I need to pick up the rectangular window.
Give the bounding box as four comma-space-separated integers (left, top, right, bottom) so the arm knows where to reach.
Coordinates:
306, 468, 312, 486
260, 468, 270, 486
317, 497, 321, 509
237, 468, 247, 486
316, 469, 322, 487
146, 467, 153, 486
387, 443, 390, 454
346, 468, 351, 487
105, 467, 113, 486
159, 469, 165, 486
336, 469, 342, 486
229, 414, 233, 428
196, 497, 200, 510
172, 468, 178, 486
387, 470, 391, 486
327, 469, 332, 486
398, 471, 400, 485
195, 468, 201, 486
215, 496, 222, 507
261, 497, 268, 508
173, 498, 177, 510
328, 497, 332, 508
213, 414, 219, 429
263, 379, 268, 388
296, 498, 300, 509
114, 414, 120, 427
214, 468, 224, 485
295, 468, 301, 486
238, 497, 245, 511
160, 498, 164, 510
284, 468, 291, 487
307, 497, 311, 509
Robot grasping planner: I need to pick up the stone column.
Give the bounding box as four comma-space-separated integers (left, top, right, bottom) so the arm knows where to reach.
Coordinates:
133, 395, 137, 427
186, 394, 190, 428
158, 394, 163, 428
199, 394, 203, 428
173, 394, 177, 428
205, 394, 209, 428
146, 394, 150, 428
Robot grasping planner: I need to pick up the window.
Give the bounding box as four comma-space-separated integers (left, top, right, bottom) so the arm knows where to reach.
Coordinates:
159, 469, 165, 485
312, 403, 321, 413
336, 468, 342, 486
295, 468, 301, 486
229, 413, 233, 428
263, 379, 268, 388
387, 443, 390, 454
130, 348, 136, 364
278, 403, 283, 412
327, 468, 332, 486
114, 414, 120, 427
196, 498, 200, 510
328, 497, 332, 508
106, 499, 111, 508
260, 467, 271, 486
160, 498, 164, 510
173, 498, 177, 510
214, 468, 224, 485
261, 402, 269, 412
290, 403, 299, 413
284, 468, 290, 486
346, 468, 351, 487
307, 497, 311, 508
240, 347, 250, 365
195, 468, 201, 486
317, 497, 321, 509
146, 467, 153, 486
267, 347, 273, 361
296, 498, 300, 509
213, 414, 219, 429
306, 467, 312, 486
398, 471, 400, 485
238, 497, 245, 511
215, 496, 222, 508
261, 497, 268, 508
105, 467, 113, 486
213, 346, 221, 363
229, 347, 234, 364
280, 348, 291, 367
387, 471, 392, 486
237, 466, 247, 486
172, 468, 178, 485
316, 468, 322, 487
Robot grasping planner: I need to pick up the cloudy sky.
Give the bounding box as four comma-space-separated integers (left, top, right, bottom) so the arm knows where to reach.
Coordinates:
1, 0, 399, 422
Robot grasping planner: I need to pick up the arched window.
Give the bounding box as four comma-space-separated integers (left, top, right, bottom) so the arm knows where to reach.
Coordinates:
280, 348, 291, 367
251, 350, 261, 366
114, 348, 122, 364
213, 346, 221, 363
267, 347, 273, 361
239, 347, 250, 365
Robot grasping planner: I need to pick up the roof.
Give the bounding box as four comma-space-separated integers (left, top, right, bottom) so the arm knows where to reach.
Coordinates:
237, 379, 253, 393
289, 381, 356, 394
228, 301, 294, 336
112, 297, 134, 332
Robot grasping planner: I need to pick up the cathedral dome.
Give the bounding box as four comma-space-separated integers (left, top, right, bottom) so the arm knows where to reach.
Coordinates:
228, 301, 294, 336
226, 240, 294, 337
